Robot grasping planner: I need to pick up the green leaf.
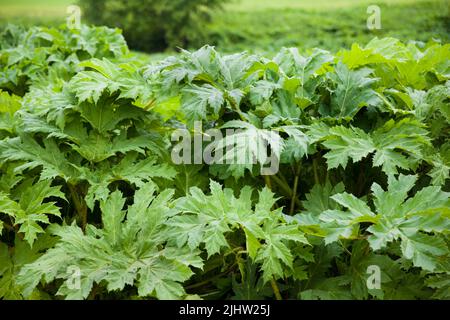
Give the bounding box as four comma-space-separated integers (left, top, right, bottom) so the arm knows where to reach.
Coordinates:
302, 181, 345, 217
279, 125, 310, 162
318, 174, 450, 270
320, 62, 379, 119
181, 84, 224, 123
0, 135, 76, 181
257, 222, 309, 282
320, 119, 430, 174
0, 235, 55, 299
0, 179, 64, 246
214, 121, 284, 178
17, 183, 201, 300
100, 190, 126, 246
170, 181, 307, 281
400, 233, 448, 271
372, 119, 430, 175
322, 126, 374, 169
427, 151, 449, 186
300, 276, 353, 300
426, 274, 450, 299
78, 153, 176, 209
337, 175, 448, 271
78, 101, 143, 134
331, 193, 375, 218
70, 71, 111, 104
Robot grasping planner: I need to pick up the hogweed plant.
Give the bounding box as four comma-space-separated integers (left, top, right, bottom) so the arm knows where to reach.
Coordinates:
0, 24, 449, 300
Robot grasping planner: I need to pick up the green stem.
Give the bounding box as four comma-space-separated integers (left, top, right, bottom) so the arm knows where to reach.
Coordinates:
270, 175, 302, 207
271, 278, 282, 300
270, 175, 291, 195
312, 157, 320, 185
357, 162, 365, 196
185, 274, 224, 290
264, 175, 272, 189
289, 164, 301, 214
185, 264, 237, 290
339, 240, 352, 256
277, 170, 290, 186
68, 184, 87, 231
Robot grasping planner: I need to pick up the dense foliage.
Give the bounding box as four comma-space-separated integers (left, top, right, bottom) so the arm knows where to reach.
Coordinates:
0, 24, 449, 300
79, 0, 228, 52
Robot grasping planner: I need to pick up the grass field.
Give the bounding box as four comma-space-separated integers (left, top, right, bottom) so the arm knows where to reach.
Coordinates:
1, 0, 448, 55
212, 0, 450, 54
1, 0, 447, 15
0, 0, 73, 17
226, 0, 444, 11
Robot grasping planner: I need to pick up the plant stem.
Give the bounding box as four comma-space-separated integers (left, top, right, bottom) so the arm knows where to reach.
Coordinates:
313, 156, 320, 185
270, 278, 282, 300
339, 240, 352, 256
270, 175, 289, 194
68, 183, 87, 231
277, 170, 289, 186
185, 264, 237, 290
263, 175, 272, 189
357, 162, 366, 196
289, 164, 301, 214
270, 174, 302, 207
185, 274, 223, 290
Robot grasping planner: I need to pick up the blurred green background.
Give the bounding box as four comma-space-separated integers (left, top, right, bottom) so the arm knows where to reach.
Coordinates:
1, 0, 449, 56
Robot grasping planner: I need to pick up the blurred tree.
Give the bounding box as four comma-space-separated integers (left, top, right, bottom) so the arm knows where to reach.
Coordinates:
79, 0, 228, 52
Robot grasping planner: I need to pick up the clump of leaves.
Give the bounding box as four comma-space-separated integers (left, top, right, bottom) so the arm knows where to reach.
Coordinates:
0, 25, 449, 300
